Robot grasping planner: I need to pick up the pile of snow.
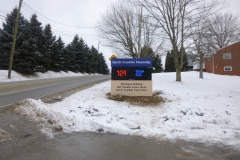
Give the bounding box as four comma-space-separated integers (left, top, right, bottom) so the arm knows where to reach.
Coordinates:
14, 71, 240, 149
0, 70, 95, 82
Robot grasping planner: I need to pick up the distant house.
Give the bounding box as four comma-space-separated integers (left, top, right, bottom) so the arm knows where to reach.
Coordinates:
205, 42, 240, 76
186, 55, 194, 70
186, 55, 205, 71
193, 60, 205, 71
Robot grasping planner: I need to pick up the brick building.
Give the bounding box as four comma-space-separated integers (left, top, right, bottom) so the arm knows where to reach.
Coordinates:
205, 42, 240, 76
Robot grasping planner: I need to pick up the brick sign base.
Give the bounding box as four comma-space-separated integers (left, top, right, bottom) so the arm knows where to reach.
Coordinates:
111, 80, 152, 96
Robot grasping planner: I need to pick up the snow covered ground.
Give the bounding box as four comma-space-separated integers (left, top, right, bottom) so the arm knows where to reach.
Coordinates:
0, 70, 92, 82
1, 70, 240, 149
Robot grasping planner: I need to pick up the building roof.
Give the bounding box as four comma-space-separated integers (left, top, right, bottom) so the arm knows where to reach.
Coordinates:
216, 41, 240, 52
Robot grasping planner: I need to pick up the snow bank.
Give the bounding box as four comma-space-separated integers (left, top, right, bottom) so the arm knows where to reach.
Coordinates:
0, 70, 94, 82
13, 71, 240, 149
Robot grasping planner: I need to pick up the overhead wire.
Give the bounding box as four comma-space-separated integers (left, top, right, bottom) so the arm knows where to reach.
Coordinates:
0, 0, 101, 43
23, 3, 94, 29
21, 1, 98, 41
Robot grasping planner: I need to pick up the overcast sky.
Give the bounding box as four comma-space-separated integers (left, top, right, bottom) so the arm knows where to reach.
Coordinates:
0, 0, 240, 68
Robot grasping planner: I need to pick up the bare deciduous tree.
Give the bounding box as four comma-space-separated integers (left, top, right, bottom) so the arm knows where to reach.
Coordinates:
132, 0, 222, 81
190, 19, 210, 79
96, 2, 163, 58
190, 12, 240, 79
206, 13, 240, 52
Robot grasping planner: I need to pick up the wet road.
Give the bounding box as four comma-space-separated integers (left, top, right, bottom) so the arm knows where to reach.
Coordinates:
0, 108, 240, 160
0, 75, 110, 108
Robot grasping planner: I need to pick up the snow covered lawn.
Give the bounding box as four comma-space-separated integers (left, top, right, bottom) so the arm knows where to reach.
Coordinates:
9, 71, 240, 149
0, 70, 92, 82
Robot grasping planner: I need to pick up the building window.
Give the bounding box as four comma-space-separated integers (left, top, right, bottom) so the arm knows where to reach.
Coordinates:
223, 53, 231, 59
224, 66, 232, 71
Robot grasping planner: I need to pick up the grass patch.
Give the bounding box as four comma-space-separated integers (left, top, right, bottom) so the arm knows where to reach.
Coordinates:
106, 90, 165, 106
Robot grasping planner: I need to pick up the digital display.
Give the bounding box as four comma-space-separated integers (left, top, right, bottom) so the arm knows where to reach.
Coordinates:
112, 67, 152, 80
117, 70, 127, 76
135, 70, 144, 77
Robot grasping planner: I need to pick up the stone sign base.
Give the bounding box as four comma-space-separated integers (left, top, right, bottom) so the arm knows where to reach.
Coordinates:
111, 80, 152, 96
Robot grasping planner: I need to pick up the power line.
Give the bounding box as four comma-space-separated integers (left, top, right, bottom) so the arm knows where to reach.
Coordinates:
0, 1, 101, 44
0, 9, 9, 12
23, 2, 94, 29
0, 10, 8, 14
8, 0, 18, 5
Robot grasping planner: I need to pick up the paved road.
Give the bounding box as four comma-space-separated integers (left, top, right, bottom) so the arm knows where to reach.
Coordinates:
1, 108, 240, 160
0, 75, 110, 108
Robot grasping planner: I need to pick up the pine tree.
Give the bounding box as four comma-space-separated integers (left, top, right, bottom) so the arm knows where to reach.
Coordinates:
43, 24, 56, 71
140, 45, 155, 58
53, 37, 67, 72
1, 9, 110, 75
78, 37, 89, 72
0, 8, 26, 70
28, 14, 46, 73
97, 53, 109, 74
165, 48, 188, 72
90, 46, 98, 73
152, 54, 163, 73
0, 8, 38, 74
165, 51, 175, 72
65, 43, 77, 72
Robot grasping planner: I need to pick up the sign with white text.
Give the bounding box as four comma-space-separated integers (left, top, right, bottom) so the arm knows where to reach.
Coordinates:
111, 58, 152, 67
111, 80, 152, 96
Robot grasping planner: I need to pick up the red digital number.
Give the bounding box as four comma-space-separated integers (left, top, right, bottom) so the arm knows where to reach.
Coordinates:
117, 70, 127, 76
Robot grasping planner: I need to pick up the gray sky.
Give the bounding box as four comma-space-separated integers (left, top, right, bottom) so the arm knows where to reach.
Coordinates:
0, 0, 240, 68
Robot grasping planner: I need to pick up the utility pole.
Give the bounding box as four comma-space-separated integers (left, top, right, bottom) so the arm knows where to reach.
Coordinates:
96, 41, 100, 73
8, 0, 23, 79
137, 7, 142, 58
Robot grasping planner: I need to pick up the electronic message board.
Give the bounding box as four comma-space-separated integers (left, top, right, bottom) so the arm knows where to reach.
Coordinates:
110, 58, 153, 96
111, 67, 152, 80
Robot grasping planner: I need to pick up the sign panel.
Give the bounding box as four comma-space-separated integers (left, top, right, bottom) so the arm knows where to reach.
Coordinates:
111, 58, 152, 67
109, 54, 117, 61
111, 67, 152, 80
111, 80, 152, 96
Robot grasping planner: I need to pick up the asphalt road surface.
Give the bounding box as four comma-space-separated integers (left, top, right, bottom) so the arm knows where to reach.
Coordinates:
0, 75, 110, 108
1, 108, 240, 160
0, 75, 240, 160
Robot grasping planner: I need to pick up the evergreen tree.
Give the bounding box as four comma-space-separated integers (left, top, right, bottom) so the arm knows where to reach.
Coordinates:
69, 35, 80, 72
28, 14, 46, 72
0, 8, 38, 74
165, 51, 175, 72
53, 37, 67, 72
0, 8, 26, 70
78, 37, 89, 72
67, 35, 88, 72
152, 54, 163, 73
0, 9, 110, 75
43, 24, 56, 71
140, 45, 155, 58
165, 48, 188, 72
90, 46, 99, 73
65, 43, 77, 72
97, 53, 109, 74
139, 45, 162, 73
